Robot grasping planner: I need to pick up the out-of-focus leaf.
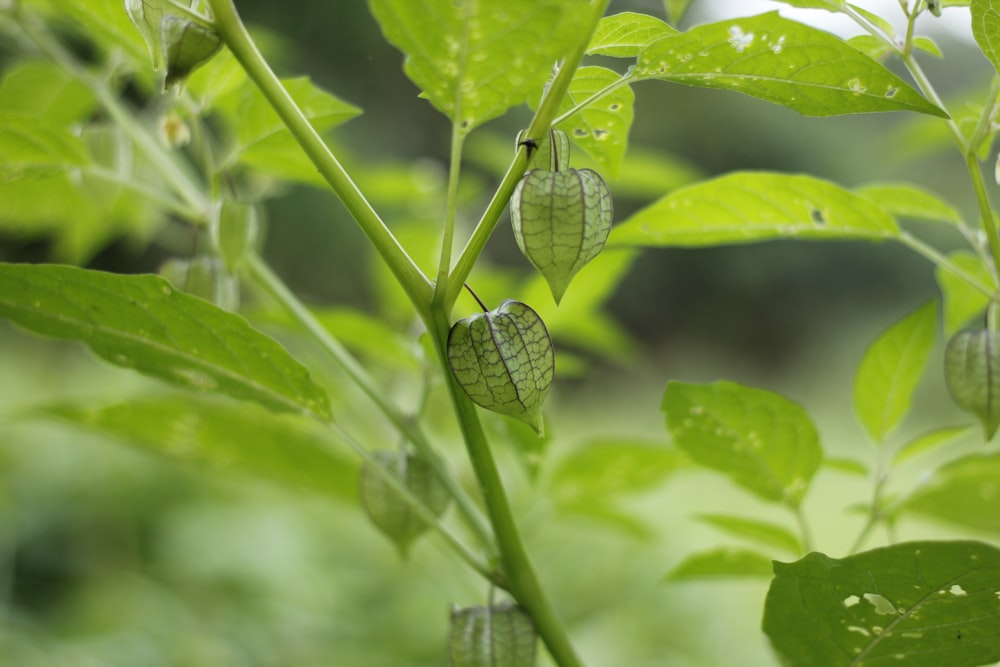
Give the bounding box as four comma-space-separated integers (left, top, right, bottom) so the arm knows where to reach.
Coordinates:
551, 66, 634, 177
612, 172, 899, 248
0, 60, 95, 124
587, 12, 678, 58
937, 251, 993, 336
764, 541, 1000, 667
696, 514, 801, 554
853, 301, 938, 443
550, 439, 684, 507
855, 183, 962, 225
368, 0, 589, 132
662, 380, 822, 507
0, 112, 89, 181
39, 397, 356, 501
665, 547, 774, 581
904, 452, 1000, 533
634, 13, 945, 118
0, 263, 331, 418
823, 457, 870, 476
893, 424, 973, 464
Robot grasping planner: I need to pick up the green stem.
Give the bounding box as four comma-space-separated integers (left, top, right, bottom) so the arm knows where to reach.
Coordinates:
899, 232, 995, 297
206, 0, 433, 315
246, 255, 496, 556
445, 0, 612, 311
550, 75, 635, 127
428, 310, 584, 667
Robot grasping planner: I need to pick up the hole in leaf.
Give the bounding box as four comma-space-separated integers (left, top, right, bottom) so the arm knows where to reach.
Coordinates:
573, 128, 588, 138
608, 103, 621, 111
810, 209, 826, 225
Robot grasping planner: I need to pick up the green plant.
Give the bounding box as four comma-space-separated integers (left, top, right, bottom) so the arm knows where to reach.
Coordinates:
3, 0, 1000, 664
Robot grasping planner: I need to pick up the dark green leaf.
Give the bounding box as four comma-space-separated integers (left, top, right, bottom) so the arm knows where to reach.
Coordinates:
696, 514, 801, 554
0, 263, 331, 418
665, 547, 774, 581
662, 380, 822, 506
611, 172, 899, 248
587, 12, 678, 58
764, 541, 1000, 667
634, 12, 946, 117
553, 66, 634, 177
39, 397, 355, 501
937, 251, 993, 336
905, 452, 1000, 533
853, 301, 938, 443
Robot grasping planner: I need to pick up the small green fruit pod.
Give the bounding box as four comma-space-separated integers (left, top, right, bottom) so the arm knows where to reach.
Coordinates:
511, 168, 613, 304
516, 129, 571, 172
125, 0, 222, 88
213, 200, 260, 272
944, 327, 1000, 440
447, 299, 554, 435
358, 450, 452, 557
448, 600, 537, 667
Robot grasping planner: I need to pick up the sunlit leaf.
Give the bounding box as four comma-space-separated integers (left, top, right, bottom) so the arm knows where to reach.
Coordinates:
848, 35, 893, 60
853, 301, 938, 443
937, 251, 994, 336
665, 547, 774, 581
662, 380, 822, 506
634, 12, 945, 117
972, 0, 1000, 74
893, 424, 974, 464
696, 514, 802, 554
904, 452, 1000, 533
0, 263, 331, 418
764, 541, 1000, 667
587, 12, 678, 58
611, 172, 899, 248
552, 66, 634, 177
368, 0, 588, 132
39, 396, 355, 501
855, 182, 962, 225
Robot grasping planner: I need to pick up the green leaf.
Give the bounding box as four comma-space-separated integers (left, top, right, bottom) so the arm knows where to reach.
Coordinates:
893, 424, 974, 465
851, 4, 895, 37
611, 172, 899, 248
665, 547, 774, 581
587, 12, 678, 58
770, 0, 843, 9
447, 300, 554, 434
367, 0, 588, 131
848, 35, 893, 60
664, 0, 694, 24
823, 457, 870, 477
553, 66, 634, 177
914, 36, 944, 58
904, 452, 1000, 533
696, 514, 802, 554
216, 76, 360, 163
937, 251, 993, 336
662, 380, 822, 506
0, 60, 95, 125
853, 301, 938, 443
855, 182, 962, 225
0, 112, 89, 181
972, 0, 1000, 74
550, 439, 685, 507
0, 263, 331, 418
634, 12, 946, 117
39, 397, 355, 501
763, 541, 1000, 667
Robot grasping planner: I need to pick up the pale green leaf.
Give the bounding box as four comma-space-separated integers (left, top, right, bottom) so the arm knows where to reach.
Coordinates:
662, 380, 822, 506
972, 0, 1000, 74
39, 397, 355, 501
664, 0, 694, 24
893, 424, 974, 464
553, 66, 634, 177
41, 0, 151, 68
0, 263, 331, 418
937, 251, 993, 336
696, 514, 801, 554
850, 4, 895, 37
855, 182, 962, 225
944, 328, 1000, 439
611, 172, 899, 248
0, 60, 95, 124
634, 12, 946, 117
550, 439, 685, 507
764, 541, 1000, 667
914, 36, 944, 58
368, 0, 588, 131
853, 300, 938, 443
0, 112, 89, 181
904, 452, 1000, 533
665, 547, 774, 581
823, 457, 870, 476
847, 34, 893, 60
770, 0, 843, 9
587, 12, 678, 58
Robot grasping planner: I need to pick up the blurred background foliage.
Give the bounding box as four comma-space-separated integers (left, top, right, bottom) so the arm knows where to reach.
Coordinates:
1, 0, 998, 665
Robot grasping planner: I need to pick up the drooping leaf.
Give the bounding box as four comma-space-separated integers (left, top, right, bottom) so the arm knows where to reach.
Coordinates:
972, 0, 1000, 74
587, 12, 678, 58
855, 183, 962, 225
664, 547, 774, 581
937, 251, 993, 336
904, 452, 1000, 533
763, 541, 1000, 667
611, 172, 899, 248
552, 66, 634, 177
696, 514, 802, 554
662, 380, 822, 506
367, 0, 589, 132
853, 301, 938, 444
893, 424, 974, 465
550, 439, 685, 507
0, 263, 331, 418
38, 397, 355, 501
634, 12, 946, 117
